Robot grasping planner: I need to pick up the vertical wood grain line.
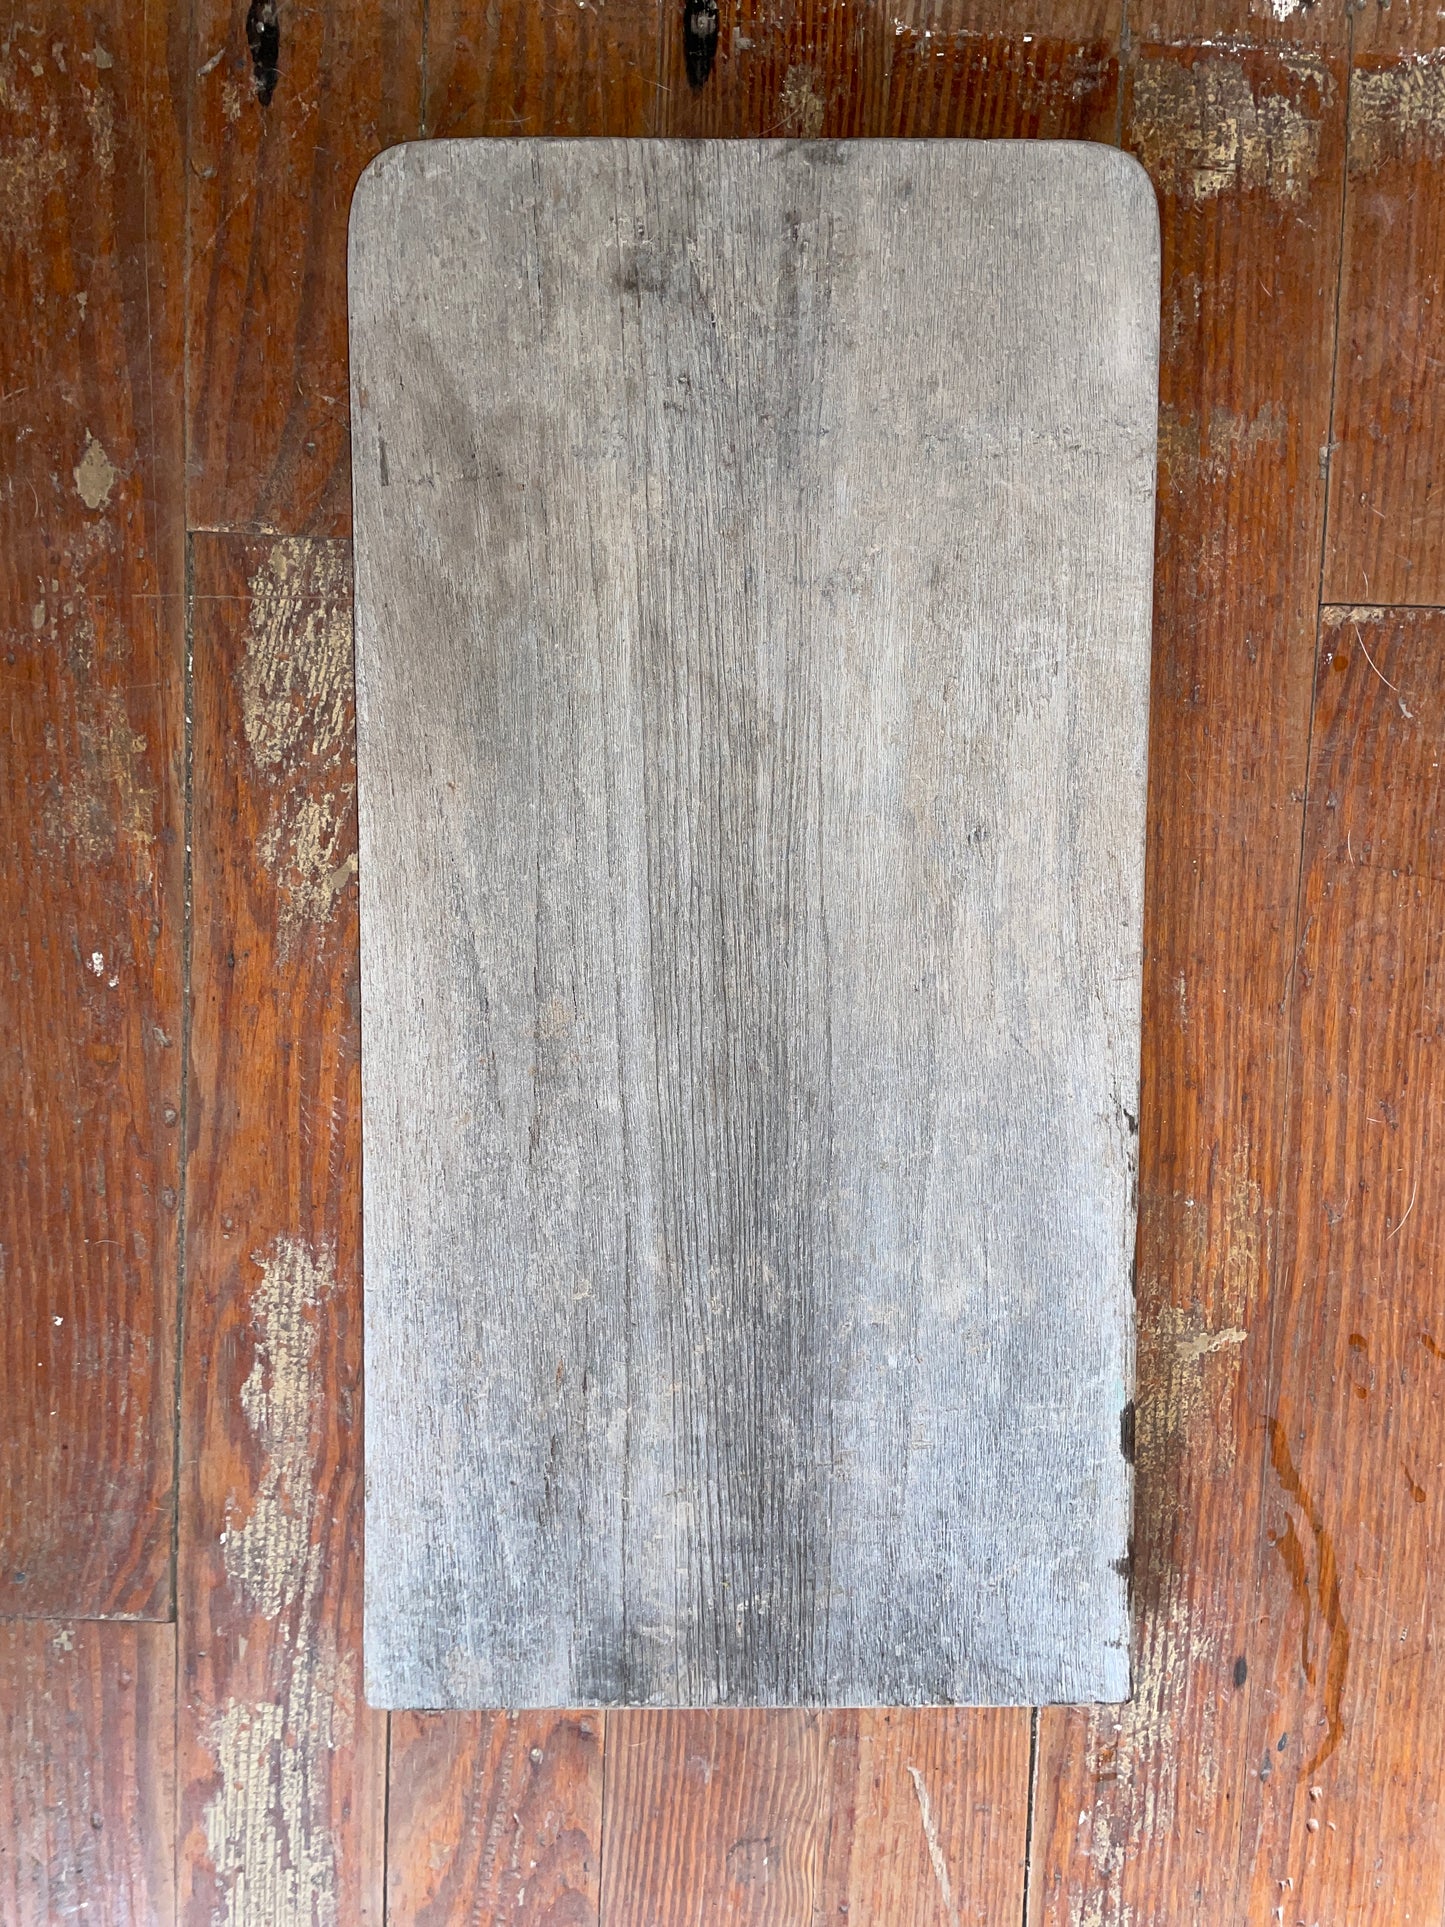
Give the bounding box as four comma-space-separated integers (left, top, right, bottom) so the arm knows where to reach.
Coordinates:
1235, 15, 1357, 1888
178, 0, 197, 1903
380, 1710, 392, 1924
1316, 7, 1356, 614
652, 0, 671, 132
1021, 1705, 1041, 1925
170, 529, 196, 1621
420, 0, 431, 137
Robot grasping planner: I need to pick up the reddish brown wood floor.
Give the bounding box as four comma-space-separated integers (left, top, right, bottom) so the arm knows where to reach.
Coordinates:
3, 0, 1443, 1920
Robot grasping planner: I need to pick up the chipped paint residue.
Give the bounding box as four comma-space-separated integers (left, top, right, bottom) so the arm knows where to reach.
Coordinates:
222, 1238, 332, 1618
68, 699, 152, 852
1137, 1149, 1263, 1475
1157, 401, 1289, 494
1138, 1298, 1248, 1475
1132, 57, 1326, 205
780, 64, 826, 138
205, 1237, 353, 1926
0, 129, 67, 233
1351, 56, 1445, 175
1072, 1878, 1137, 1927
80, 78, 114, 172
242, 540, 352, 771
1067, 1152, 1272, 1912
204, 1632, 352, 1927
74, 432, 117, 509
1077, 1220, 1257, 1911
259, 790, 357, 952
1174, 1324, 1247, 1364
242, 541, 357, 949
0, 40, 68, 241
1074, 1572, 1224, 1918
1219, 1149, 1264, 1324
36, 606, 155, 860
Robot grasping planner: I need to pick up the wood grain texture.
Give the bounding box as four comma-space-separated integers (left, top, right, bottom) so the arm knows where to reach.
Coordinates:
177, 534, 384, 1924
1028, 43, 1348, 1924
872, 29, 1120, 143
654, 2, 1120, 138
1129, 0, 1347, 48
387, 1712, 603, 1923
601, 1706, 1029, 1922
1323, 52, 1445, 604
424, 0, 662, 138
1351, 0, 1445, 56
0, 0, 185, 1615
1235, 606, 1445, 1921
187, 0, 424, 535
352, 137, 1157, 1709
0, 1618, 175, 1926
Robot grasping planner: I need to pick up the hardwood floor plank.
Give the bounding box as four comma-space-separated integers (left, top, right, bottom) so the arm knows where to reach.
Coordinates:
1234, 606, 1445, 1922
654, 4, 1120, 138
603, 1714, 828, 1924
601, 1708, 1029, 1924
387, 1712, 603, 1923
875, 27, 1119, 140
1028, 42, 1347, 1924
187, 1, 424, 535
0, 0, 186, 1616
816, 1709, 1030, 1925
1351, 0, 1445, 56
1129, 0, 1347, 48
424, 0, 663, 137
177, 534, 384, 1924
0, 1618, 176, 1926
1324, 51, 1445, 604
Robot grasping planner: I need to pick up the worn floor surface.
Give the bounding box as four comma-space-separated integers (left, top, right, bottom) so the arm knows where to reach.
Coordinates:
2, 0, 1443, 1920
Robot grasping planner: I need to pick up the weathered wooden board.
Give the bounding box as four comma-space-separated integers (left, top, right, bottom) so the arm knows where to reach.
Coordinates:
351, 138, 1158, 1709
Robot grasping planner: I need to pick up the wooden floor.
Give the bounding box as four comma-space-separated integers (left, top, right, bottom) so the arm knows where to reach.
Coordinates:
2, 0, 1442, 1919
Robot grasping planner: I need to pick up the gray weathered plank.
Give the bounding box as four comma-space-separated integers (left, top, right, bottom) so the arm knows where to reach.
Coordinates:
350, 138, 1158, 1710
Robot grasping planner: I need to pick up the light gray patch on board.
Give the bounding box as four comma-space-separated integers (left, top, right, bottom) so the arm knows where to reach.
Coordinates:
349, 137, 1158, 1710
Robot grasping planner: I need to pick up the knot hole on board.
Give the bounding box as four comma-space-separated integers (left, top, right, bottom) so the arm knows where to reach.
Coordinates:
684, 0, 719, 88
246, 0, 280, 106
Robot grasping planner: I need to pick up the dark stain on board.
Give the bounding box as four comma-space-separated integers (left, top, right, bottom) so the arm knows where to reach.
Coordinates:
246, 0, 280, 106
683, 0, 719, 88
1268, 1418, 1351, 1775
